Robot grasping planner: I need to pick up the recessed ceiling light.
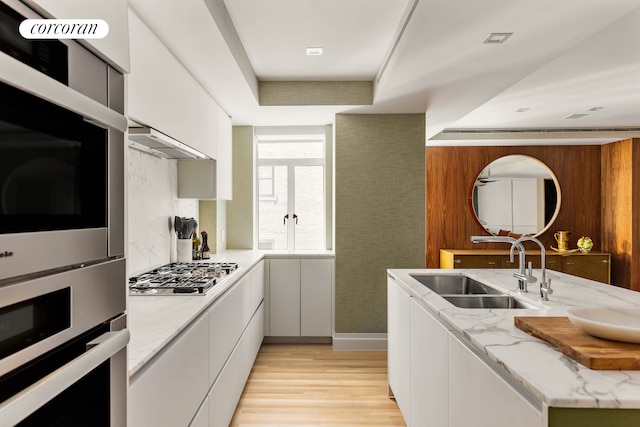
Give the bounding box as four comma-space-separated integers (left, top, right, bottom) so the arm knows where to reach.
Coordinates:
588, 106, 604, 111
306, 47, 323, 56
563, 113, 589, 119
516, 108, 530, 112
483, 33, 513, 44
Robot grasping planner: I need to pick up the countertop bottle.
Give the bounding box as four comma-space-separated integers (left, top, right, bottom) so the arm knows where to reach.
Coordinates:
192, 229, 201, 260
201, 231, 210, 259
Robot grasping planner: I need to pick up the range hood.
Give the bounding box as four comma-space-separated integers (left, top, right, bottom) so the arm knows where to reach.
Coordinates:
128, 127, 207, 159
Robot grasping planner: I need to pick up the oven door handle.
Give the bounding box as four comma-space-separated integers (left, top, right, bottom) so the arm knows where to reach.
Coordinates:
0, 329, 130, 426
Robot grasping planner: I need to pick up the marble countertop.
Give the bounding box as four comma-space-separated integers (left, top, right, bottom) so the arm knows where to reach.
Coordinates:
127, 249, 334, 377
388, 267, 640, 409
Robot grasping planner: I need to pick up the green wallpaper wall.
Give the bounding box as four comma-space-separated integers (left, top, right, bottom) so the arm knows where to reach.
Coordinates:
335, 114, 426, 333
325, 124, 333, 250
227, 126, 254, 249
199, 200, 217, 252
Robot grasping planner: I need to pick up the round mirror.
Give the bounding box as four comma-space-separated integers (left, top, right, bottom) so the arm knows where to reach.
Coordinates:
469, 155, 561, 238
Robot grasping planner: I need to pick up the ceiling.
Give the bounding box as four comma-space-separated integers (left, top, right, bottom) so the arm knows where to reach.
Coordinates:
128, 0, 640, 145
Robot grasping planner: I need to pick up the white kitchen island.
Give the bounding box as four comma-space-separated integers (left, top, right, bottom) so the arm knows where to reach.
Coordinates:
388, 267, 640, 427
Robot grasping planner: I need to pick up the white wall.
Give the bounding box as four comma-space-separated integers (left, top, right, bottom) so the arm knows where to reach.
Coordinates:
127, 147, 199, 276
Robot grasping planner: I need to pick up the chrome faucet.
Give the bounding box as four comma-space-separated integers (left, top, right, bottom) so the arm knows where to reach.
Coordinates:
512, 236, 553, 301
470, 235, 529, 292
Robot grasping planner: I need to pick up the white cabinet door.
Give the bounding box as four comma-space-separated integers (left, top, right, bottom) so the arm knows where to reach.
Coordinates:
209, 304, 264, 427
300, 259, 332, 336
128, 9, 217, 159
410, 299, 449, 427
207, 264, 264, 427
189, 399, 208, 427
269, 259, 301, 336
387, 277, 411, 425
449, 334, 542, 427
216, 105, 233, 200
177, 159, 217, 199
208, 275, 249, 386
250, 260, 265, 314
25, 0, 130, 72
129, 314, 209, 427
268, 258, 333, 337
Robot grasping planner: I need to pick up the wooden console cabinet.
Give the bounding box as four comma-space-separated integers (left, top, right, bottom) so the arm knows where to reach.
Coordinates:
440, 249, 610, 284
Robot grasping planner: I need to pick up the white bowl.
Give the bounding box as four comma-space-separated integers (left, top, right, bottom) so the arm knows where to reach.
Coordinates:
567, 307, 640, 343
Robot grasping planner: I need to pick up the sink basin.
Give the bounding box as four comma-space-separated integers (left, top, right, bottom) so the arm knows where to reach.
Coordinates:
443, 295, 540, 309
410, 274, 504, 295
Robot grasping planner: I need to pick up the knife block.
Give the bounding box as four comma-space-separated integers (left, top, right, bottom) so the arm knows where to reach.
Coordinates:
177, 239, 192, 262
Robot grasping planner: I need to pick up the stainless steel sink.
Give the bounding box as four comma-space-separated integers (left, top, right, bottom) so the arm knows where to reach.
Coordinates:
442, 295, 540, 309
409, 274, 504, 295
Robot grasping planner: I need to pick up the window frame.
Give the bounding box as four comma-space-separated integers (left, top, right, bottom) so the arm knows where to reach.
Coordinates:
256, 136, 327, 251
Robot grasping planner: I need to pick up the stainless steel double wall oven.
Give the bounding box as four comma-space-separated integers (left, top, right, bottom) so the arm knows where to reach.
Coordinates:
0, 0, 128, 425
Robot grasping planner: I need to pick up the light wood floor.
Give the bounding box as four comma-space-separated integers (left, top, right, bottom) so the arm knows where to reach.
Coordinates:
230, 344, 406, 426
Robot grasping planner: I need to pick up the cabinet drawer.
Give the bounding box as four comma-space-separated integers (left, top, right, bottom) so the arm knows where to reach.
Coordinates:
562, 255, 610, 284
449, 335, 542, 427
453, 255, 502, 268
208, 277, 250, 386
501, 254, 541, 269
545, 255, 561, 272
129, 315, 209, 427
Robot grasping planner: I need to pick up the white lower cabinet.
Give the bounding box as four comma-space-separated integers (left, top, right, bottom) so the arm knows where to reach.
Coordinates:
268, 258, 333, 337
300, 259, 333, 336
269, 259, 300, 336
129, 261, 265, 427
129, 314, 209, 427
249, 260, 265, 318
208, 271, 252, 386
189, 399, 209, 427
410, 298, 449, 427
448, 334, 543, 427
387, 277, 411, 424
207, 303, 264, 427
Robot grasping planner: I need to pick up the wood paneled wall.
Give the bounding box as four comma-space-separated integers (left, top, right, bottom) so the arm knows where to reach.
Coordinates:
601, 139, 640, 290
425, 145, 602, 270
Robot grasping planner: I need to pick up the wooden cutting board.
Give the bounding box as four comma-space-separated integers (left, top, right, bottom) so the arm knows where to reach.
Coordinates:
514, 316, 640, 370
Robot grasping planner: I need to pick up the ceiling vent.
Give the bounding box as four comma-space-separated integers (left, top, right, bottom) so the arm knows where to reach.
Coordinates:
563, 113, 589, 120
306, 47, 323, 56
441, 127, 640, 134
483, 33, 513, 44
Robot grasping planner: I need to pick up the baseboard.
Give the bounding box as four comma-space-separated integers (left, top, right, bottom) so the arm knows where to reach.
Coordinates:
332, 333, 388, 351
263, 336, 332, 344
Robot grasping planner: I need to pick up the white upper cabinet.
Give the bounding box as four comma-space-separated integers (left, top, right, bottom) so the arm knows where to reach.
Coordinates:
24, 0, 130, 72
176, 105, 232, 200
127, 8, 217, 159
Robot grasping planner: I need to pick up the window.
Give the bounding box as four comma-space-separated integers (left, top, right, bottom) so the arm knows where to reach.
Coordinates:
258, 166, 275, 199
256, 128, 326, 250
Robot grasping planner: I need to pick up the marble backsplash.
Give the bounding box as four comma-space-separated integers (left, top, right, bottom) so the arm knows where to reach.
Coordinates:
127, 147, 199, 276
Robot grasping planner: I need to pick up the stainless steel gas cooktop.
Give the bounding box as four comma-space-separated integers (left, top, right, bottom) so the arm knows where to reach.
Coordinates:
128, 262, 238, 295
